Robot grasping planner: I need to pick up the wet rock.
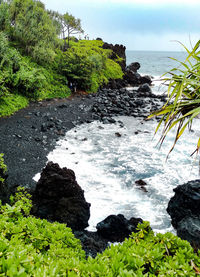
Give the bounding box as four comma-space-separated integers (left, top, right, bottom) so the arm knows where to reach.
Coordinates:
167, 180, 200, 248
74, 230, 109, 258
126, 62, 140, 72
58, 104, 68, 109
91, 86, 165, 122
41, 123, 47, 132
32, 162, 91, 231
115, 132, 122, 137
35, 137, 41, 142
138, 83, 152, 95
167, 180, 200, 228
135, 179, 148, 192
96, 214, 143, 242
15, 134, 22, 139
124, 70, 141, 86
176, 216, 200, 249
140, 75, 152, 85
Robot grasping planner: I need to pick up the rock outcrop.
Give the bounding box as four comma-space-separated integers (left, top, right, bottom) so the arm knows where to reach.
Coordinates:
102, 42, 152, 89
96, 214, 143, 242
74, 230, 109, 258
103, 43, 126, 72
32, 162, 144, 256
32, 162, 91, 231
167, 180, 200, 248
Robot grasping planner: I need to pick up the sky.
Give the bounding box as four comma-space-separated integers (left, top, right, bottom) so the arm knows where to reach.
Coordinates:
42, 0, 200, 51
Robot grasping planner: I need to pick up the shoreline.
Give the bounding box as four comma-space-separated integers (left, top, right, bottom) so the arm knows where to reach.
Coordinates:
0, 85, 165, 192
0, 94, 95, 191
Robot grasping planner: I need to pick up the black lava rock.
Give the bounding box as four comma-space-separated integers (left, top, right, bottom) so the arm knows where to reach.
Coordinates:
96, 214, 143, 242
167, 180, 200, 248
167, 180, 200, 228
32, 162, 91, 231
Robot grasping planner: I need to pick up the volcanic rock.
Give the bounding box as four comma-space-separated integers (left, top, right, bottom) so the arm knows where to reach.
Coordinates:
167, 180, 200, 228
137, 83, 152, 95
32, 162, 91, 231
103, 43, 126, 72
126, 62, 141, 72
167, 180, 200, 248
96, 214, 143, 242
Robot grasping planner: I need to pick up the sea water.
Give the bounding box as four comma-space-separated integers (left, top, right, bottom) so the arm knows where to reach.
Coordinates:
44, 51, 199, 233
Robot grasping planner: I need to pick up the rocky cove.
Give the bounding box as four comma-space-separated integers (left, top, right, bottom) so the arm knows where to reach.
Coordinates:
0, 45, 200, 257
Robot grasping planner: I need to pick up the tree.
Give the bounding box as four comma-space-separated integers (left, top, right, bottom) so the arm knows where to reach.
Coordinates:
59, 12, 84, 49
7, 0, 59, 64
149, 40, 200, 156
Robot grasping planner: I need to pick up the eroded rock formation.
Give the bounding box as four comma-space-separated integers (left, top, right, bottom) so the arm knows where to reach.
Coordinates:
32, 162, 91, 231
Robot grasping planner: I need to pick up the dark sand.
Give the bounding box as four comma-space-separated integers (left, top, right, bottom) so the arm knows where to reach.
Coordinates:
0, 94, 95, 190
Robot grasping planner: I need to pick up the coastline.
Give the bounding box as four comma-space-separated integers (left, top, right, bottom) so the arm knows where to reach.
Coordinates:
0, 93, 95, 191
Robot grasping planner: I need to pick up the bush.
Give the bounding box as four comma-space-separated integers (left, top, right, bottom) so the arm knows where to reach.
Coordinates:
0, 187, 199, 276
0, 187, 85, 276
56, 40, 123, 92
78, 222, 200, 276
0, 153, 7, 184
0, 94, 28, 117
0, 32, 70, 103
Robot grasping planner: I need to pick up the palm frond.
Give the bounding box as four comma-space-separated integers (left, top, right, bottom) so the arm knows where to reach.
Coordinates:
149, 40, 200, 156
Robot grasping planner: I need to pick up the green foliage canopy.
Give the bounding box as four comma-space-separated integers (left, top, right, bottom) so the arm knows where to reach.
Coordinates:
0, 0, 123, 116
1, 0, 58, 64
56, 40, 123, 92
0, 188, 199, 277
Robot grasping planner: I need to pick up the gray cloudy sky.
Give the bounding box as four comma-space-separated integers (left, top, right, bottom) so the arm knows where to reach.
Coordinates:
42, 0, 200, 51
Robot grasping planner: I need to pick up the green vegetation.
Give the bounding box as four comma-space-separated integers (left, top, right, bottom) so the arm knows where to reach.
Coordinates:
0, 187, 85, 276
48, 11, 84, 49
56, 40, 123, 92
0, 153, 7, 184
0, 184, 199, 276
0, 94, 28, 117
0, 0, 123, 117
149, 41, 200, 155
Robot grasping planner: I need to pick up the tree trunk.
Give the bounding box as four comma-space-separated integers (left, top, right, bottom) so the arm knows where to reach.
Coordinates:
67, 27, 70, 48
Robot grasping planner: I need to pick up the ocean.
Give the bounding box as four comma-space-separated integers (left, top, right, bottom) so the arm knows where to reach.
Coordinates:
126, 50, 187, 76
35, 51, 199, 233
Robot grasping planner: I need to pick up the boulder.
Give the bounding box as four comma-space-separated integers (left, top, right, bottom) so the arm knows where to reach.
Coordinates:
32, 162, 91, 231
74, 230, 109, 258
137, 83, 152, 96
140, 75, 152, 85
96, 214, 143, 242
126, 62, 140, 72
176, 216, 200, 249
167, 180, 200, 228
167, 180, 200, 248
124, 70, 141, 86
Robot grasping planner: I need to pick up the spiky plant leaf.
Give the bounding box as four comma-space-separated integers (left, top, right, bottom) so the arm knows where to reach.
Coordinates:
149, 40, 200, 155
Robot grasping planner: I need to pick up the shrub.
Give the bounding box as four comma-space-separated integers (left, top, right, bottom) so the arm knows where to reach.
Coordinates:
0, 187, 85, 276
0, 94, 28, 117
56, 40, 123, 92
0, 187, 199, 276
78, 222, 200, 276
0, 153, 7, 184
